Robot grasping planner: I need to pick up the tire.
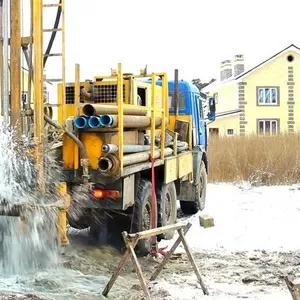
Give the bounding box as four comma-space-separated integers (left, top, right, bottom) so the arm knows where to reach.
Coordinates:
157, 181, 177, 240
131, 179, 154, 256
180, 160, 207, 215
198, 161, 207, 211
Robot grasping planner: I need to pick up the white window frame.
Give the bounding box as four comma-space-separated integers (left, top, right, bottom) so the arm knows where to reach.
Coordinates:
257, 87, 279, 105
257, 119, 279, 135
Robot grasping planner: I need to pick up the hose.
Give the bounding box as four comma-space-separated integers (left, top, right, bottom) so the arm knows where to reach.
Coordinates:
44, 115, 88, 159
43, 0, 62, 67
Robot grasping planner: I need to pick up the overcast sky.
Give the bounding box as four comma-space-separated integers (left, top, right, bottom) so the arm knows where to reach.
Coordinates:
42, 0, 299, 83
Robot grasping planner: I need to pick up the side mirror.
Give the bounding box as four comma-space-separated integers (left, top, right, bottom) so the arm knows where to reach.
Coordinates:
207, 97, 216, 121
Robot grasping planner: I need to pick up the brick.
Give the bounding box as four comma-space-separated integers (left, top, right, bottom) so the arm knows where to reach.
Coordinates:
199, 215, 215, 228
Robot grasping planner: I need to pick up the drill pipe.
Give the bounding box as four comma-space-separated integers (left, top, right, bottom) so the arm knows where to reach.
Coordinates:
102, 143, 158, 154
99, 114, 167, 128
88, 116, 103, 128
82, 103, 147, 117
74, 116, 89, 129
98, 147, 173, 173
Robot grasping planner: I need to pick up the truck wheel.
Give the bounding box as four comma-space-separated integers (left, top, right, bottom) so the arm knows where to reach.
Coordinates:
131, 179, 154, 256
180, 161, 207, 215
157, 181, 177, 240
198, 160, 207, 211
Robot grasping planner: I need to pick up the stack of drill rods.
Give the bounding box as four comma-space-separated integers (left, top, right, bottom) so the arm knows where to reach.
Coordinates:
82, 103, 148, 116
102, 144, 159, 154
74, 114, 168, 129
123, 147, 173, 166
99, 115, 168, 128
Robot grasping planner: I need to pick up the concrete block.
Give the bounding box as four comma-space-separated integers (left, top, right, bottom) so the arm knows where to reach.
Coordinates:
199, 214, 215, 228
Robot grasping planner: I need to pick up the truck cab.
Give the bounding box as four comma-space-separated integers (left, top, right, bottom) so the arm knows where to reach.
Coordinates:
154, 79, 215, 215
167, 80, 207, 152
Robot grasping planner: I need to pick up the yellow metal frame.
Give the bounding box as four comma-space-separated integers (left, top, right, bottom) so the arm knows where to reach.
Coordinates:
59, 63, 169, 173
10, 0, 21, 132
151, 74, 156, 160
33, 0, 45, 192
32, 0, 68, 246
73, 64, 80, 169
117, 63, 124, 172
113, 67, 168, 169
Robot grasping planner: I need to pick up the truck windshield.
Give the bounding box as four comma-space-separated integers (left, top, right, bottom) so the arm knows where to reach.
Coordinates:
168, 92, 186, 110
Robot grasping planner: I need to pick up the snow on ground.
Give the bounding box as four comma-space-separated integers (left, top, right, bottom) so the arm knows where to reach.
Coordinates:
155, 183, 300, 299
187, 182, 300, 252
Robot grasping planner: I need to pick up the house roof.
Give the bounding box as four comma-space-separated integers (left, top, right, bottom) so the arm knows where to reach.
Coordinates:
202, 44, 300, 93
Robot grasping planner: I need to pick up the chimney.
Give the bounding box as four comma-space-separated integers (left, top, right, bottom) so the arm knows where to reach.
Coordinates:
220, 60, 232, 81
233, 54, 245, 77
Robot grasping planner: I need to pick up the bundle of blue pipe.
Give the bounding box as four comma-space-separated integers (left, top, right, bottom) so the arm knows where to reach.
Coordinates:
73, 115, 114, 129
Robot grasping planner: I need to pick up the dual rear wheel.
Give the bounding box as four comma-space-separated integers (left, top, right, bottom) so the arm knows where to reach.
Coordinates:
130, 179, 177, 256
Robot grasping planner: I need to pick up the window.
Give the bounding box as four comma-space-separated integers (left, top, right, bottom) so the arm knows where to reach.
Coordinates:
257, 87, 279, 105
168, 92, 186, 110
209, 128, 219, 136
258, 119, 279, 135
227, 129, 234, 135
287, 55, 294, 62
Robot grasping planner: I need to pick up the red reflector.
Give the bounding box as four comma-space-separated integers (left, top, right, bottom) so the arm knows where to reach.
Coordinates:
91, 189, 119, 199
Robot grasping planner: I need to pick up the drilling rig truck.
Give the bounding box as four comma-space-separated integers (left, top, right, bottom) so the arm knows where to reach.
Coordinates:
62, 67, 216, 254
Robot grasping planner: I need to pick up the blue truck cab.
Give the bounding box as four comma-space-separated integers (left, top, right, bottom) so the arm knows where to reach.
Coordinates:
168, 80, 208, 151
155, 78, 216, 214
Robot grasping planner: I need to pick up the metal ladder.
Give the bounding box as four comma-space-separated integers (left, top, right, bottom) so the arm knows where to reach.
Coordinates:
42, 0, 66, 117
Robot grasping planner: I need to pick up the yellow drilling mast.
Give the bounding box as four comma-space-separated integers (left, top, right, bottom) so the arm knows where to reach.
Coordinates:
0, 0, 69, 247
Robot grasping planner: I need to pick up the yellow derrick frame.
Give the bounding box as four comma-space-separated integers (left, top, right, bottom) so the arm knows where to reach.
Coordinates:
31, 0, 69, 246
60, 63, 169, 173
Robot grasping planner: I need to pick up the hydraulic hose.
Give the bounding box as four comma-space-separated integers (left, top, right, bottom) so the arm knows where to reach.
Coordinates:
44, 115, 88, 160
43, 0, 62, 67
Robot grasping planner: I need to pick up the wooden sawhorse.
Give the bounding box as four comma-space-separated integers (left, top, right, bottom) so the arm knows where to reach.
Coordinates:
102, 222, 209, 299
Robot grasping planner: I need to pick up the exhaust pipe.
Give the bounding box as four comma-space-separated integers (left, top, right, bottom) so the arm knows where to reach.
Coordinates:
88, 116, 102, 128
74, 116, 89, 129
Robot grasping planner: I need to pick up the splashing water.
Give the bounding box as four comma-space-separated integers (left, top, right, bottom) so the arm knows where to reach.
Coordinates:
0, 122, 61, 276
0, 123, 126, 299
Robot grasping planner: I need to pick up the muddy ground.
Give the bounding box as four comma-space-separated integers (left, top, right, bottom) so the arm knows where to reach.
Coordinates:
59, 242, 300, 299
1, 183, 300, 299
3, 242, 297, 300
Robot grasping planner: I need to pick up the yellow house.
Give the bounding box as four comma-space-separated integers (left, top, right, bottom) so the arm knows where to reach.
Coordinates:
202, 44, 300, 136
